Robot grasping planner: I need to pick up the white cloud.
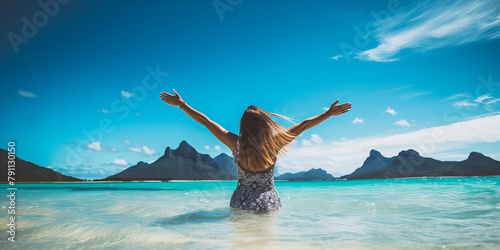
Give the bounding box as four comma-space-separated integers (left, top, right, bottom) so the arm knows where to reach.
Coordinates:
87, 142, 102, 151
385, 107, 397, 116
394, 119, 410, 127
122, 140, 131, 144
356, 0, 500, 62
352, 117, 364, 124
486, 98, 500, 105
331, 54, 343, 60
98, 108, 113, 114
128, 146, 156, 155
107, 159, 128, 166
453, 100, 478, 107
475, 94, 493, 103
142, 146, 157, 156
128, 147, 142, 153
205, 145, 222, 151
17, 90, 38, 98
444, 93, 470, 102
121, 91, 133, 98
301, 134, 323, 146
278, 113, 500, 175
310, 134, 323, 144
111, 148, 118, 152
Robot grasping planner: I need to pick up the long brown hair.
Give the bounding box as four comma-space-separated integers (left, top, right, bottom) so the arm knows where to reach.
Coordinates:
237, 105, 298, 173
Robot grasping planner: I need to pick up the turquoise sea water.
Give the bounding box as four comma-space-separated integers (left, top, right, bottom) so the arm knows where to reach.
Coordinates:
1, 176, 499, 249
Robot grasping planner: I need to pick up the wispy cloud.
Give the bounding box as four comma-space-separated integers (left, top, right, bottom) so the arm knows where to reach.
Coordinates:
400, 91, 432, 99
121, 91, 133, 98
475, 94, 493, 103
381, 85, 413, 93
278, 113, 500, 175
394, 119, 410, 127
17, 90, 38, 98
331, 54, 343, 60
453, 100, 478, 107
385, 107, 397, 116
352, 117, 364, 124
356, 0, 500, 62
486, 98, 500, 105
122, 140, 131, 144
444, 93, 470, 102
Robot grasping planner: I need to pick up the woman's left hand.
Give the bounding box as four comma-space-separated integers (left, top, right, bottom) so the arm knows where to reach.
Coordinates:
160, 89, 184, 107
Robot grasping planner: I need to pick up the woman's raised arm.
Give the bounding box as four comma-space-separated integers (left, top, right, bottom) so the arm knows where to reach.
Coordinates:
287, 99, 352, 136
160, 90, 238, 151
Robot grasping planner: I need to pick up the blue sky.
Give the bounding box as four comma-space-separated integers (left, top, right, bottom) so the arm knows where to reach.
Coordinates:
1, 0, 500, 179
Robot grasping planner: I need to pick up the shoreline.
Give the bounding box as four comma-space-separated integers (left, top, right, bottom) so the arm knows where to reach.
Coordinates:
1, 175, 499, 184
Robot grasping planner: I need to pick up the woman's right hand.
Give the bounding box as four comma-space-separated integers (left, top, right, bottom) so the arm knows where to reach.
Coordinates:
160, 89, 185, 107
327, 100, 352, 116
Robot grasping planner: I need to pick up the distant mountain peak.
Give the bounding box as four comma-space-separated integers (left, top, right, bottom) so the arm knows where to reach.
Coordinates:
173, 141, 199, 161
179, 140, 191, 148
397, 149, 420, 157
364, 149, 388, 165
164, 146, 172, 156
468, 152, 485, 160
369, 149, 382, 157
214, 152, 231, 160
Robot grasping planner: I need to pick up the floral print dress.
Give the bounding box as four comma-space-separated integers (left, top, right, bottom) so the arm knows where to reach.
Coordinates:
230, 138, 283, 213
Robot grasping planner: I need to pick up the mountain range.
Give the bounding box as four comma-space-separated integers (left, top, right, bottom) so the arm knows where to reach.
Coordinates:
102, 140, 334, 181
2, 141, 499, 182
340, 149, 500, 180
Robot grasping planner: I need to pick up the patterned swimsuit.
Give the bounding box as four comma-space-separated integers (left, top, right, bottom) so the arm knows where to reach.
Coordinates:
230, 138, 283, 213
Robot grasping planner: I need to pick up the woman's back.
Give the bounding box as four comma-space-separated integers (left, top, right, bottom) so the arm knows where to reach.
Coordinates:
160, 89, 351, 212
230, 137, 283, 213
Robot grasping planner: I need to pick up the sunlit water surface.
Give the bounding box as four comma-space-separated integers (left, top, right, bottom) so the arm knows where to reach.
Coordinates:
1, 176, 499, 249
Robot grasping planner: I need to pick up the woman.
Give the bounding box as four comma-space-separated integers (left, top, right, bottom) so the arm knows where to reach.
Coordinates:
160, 90, 351, 213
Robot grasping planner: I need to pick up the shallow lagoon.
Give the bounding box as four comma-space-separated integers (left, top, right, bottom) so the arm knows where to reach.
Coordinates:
1, 176, 499, 249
